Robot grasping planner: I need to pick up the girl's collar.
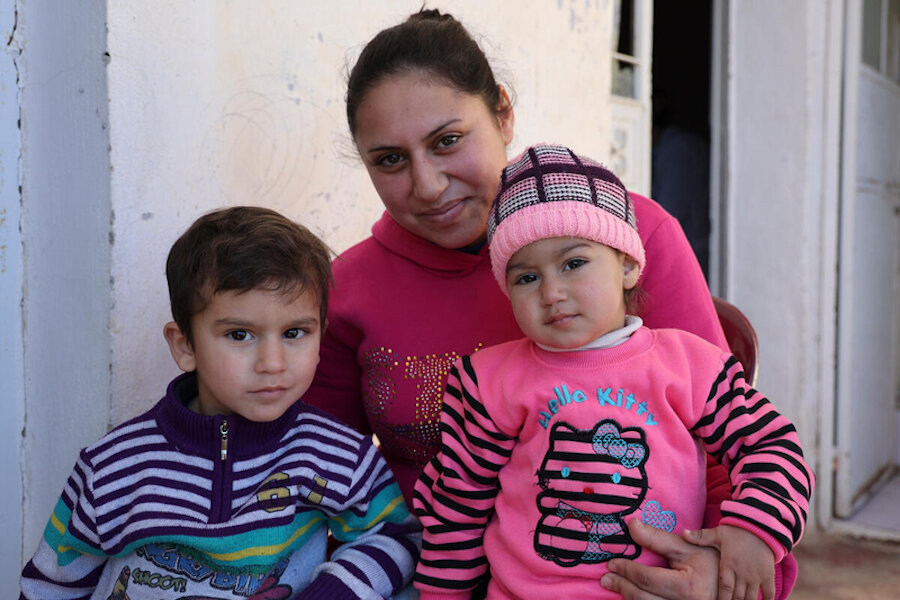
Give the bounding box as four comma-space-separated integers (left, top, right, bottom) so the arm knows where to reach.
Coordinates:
536, 315, 643, 352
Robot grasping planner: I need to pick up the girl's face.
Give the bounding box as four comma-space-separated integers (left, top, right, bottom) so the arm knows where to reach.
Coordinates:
353, 71, 514, 249
505, 237, 639, 350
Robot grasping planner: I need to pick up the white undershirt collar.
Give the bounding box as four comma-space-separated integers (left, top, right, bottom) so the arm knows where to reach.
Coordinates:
536, 315, 643, 352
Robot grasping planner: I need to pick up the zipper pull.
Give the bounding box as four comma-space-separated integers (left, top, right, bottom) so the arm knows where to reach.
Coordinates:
219, 420, 229, 461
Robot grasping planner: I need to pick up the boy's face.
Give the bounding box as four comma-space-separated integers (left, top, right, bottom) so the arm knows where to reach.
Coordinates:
165, 287, 321, 422
505, 237, 639, 350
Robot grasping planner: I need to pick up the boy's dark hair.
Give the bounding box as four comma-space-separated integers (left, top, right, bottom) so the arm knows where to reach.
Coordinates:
166, 206, 332, 344
346, 9, 503, 137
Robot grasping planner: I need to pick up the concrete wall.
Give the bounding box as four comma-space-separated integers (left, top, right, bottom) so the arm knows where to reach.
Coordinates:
724, 0, 839, 461
104, 0, 615, 425
8, 0, 616, 586
11, 0, 113, 581
1, 0, 25, 585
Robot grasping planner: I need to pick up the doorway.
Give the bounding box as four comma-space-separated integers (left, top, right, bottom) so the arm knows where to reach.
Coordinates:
830, 0, 900, 541
650, 0, 713, 279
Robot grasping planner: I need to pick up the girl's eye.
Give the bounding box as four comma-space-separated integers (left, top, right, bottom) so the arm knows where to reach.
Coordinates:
227, 330, 249, 341
436, 134, 460, 149
513, 273, 538, 286
563, 258, 587, 271
283, 328, 306, 340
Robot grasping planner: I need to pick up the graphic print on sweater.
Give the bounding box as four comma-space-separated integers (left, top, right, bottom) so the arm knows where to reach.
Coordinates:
534, 419, 649, 566
103, 545, 293, 599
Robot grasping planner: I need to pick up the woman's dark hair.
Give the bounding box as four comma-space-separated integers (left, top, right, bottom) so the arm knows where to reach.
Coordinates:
346, 9, 503, 136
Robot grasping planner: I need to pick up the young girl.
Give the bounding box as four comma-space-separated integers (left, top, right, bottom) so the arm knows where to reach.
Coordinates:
412, 144, 813, 600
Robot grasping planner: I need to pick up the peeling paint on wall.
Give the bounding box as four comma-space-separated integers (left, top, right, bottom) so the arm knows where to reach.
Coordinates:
0, 0, 24, 586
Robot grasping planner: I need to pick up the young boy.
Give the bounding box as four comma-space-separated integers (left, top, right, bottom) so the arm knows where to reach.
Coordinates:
21, 206, 420, 599
413, 144, 813, 600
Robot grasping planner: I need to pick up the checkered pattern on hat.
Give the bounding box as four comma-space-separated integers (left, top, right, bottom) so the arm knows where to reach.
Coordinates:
487, 143, 645, 294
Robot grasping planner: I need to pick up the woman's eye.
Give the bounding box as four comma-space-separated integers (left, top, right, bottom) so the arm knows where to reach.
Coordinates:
436, 134, 460, 149
283, 328, 306, 340
227, 330, 249, 341
563, 258, 586, 271
376, 152, 403, 168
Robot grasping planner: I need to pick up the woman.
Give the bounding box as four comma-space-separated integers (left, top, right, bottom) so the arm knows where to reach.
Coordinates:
305, 9, 796, 600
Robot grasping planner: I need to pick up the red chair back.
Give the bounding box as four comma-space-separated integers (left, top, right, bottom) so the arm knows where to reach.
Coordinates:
712, 296, 759, 386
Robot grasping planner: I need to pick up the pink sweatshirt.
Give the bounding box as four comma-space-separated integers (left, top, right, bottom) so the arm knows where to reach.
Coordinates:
305, 193, 800, 598
413, 329, 813, 600
305, 193, 728, 506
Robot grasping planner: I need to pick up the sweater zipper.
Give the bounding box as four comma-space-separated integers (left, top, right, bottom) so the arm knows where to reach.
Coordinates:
220, 420, 229, 461
211, 417, 231, 523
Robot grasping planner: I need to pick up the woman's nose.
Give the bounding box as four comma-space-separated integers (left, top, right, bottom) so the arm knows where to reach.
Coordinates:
411, 156, 448, 203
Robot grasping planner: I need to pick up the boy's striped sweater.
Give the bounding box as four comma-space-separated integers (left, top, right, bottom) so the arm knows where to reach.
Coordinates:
20, 373, 420, 599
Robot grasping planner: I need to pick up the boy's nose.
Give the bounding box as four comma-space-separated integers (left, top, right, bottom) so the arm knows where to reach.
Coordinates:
411, 156, 448, 203
256, 339, 287, 373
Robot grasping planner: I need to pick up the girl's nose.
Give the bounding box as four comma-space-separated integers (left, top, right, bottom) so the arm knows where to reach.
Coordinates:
411, 156, 448, 203
540, 277, 566, 305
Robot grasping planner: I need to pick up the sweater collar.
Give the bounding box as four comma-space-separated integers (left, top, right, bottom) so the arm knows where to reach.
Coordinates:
530, 326, 654, 368
153, 372, 303, 460
536, 316, 644, 352
371, 211, 488, 276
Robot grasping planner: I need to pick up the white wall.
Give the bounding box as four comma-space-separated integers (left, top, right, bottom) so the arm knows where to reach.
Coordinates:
0, 0, 25, 585
105, 0, 615, 426
10, 0, 617, 585
14, 0, 112, 576
724, 0, 835, 459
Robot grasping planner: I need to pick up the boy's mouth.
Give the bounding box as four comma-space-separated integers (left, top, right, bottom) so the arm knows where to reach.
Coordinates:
252, 385, 287, 399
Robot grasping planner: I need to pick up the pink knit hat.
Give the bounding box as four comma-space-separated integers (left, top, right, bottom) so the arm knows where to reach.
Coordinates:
487, 143, 645, 294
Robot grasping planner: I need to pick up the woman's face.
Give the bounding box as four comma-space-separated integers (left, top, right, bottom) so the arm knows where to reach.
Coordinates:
353, 71, 514, 249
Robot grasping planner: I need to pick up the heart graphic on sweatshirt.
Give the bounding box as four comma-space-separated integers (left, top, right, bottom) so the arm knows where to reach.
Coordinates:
641, 500, 676, 532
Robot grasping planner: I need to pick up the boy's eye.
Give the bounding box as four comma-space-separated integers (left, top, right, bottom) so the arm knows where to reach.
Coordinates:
563, 258, 587, 271
283, 328, 306, 340
227, 330, 249, 341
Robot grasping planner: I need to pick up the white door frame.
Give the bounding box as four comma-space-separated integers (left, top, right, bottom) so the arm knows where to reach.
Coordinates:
708, 0, 729, 296
818, 0, 900, 542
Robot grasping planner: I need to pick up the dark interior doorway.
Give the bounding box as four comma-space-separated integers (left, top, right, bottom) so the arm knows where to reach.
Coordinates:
651, 1, 714, 277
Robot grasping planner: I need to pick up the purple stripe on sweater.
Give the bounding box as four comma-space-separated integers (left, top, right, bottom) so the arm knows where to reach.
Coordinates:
91, 440, 173, 473
95, 492, 211, 528
234, 449, 355, 489
356, 544, 405, 590
92, 475, 210, 508
335, 556, 372, 587
88, 418, 159, 456
21, 557, 104, 588
93, 458, 211, 490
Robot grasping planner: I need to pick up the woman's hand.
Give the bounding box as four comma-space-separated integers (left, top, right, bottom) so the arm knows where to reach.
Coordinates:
600, 519, 719, 600
684, 525, 776, 600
